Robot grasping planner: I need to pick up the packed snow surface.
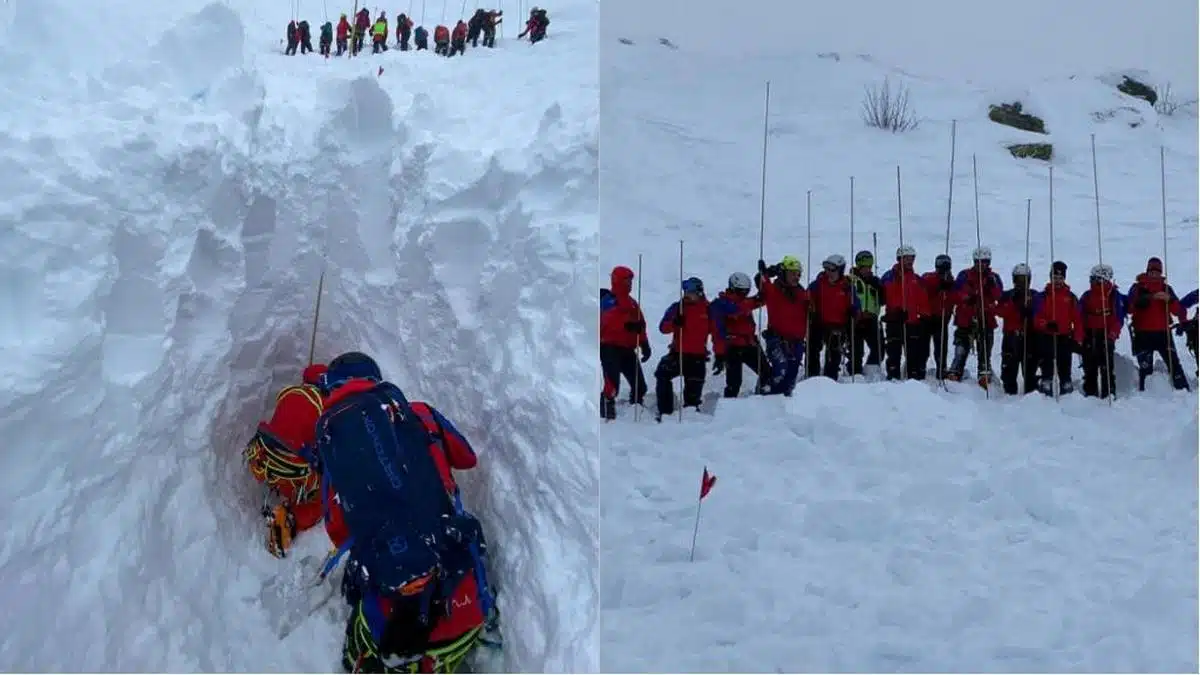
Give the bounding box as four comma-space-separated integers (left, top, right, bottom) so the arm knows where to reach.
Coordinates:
599, 14, 1198, 674
0, 0, 597, 671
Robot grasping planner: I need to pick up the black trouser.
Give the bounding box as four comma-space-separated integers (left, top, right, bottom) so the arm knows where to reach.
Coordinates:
600, 344, 647, 418
398, 33, 411, 50
722, 343, 768, 397
449, 38, 466, 56
482, 28, 496, 47
354, 32, 366, 53
922, 316, 952, 379
435, 40, 449, 55
320, 38, 331, 55
999, 331, 1039, 395
1079, 329, 1117, 398
848, 316, 881, 374
1037, 333, 1075, 393
1185, 321, 1199, 375
807, 324, 848, 380
1131, 329, 1189, 390
300, 37, 313, 53
285, 38, 298, 54
655, 351, 706, 416
884, 320, 926, 380
336, 37, 348, 55
947, 324, 995, 379
415, 36, 428, 50
372, 38, 388, 53
468, 26, 481, 46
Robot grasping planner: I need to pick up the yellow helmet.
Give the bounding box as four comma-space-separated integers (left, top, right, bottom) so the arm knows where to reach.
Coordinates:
779, 255, 802, 273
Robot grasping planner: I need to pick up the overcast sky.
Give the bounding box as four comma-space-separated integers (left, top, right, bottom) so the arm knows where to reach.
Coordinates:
601, 0, 1198, 89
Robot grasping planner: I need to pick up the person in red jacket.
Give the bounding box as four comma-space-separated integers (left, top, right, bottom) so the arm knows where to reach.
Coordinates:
600, 265, 651, 419
806, 254, 860, 380
449, 20, 468, 56
653, 277, 711, 420
353, 7, 371, 53
1078, 264, 1127, 399
316, 353, 493, 674
994, 263, 1039, 395
433, 24, 451, 55
1031, 260, 1083, 395
396, 13, 414, 50
709, 272, 767, 397
755, 255, 810, 395
243, 363, 328, 558
945, 247, 1004, 386
880, 245, 931, 380
1126, 256, 1189, 391
920, 253, 958, 379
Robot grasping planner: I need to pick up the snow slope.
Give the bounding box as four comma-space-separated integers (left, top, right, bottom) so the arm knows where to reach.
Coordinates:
0, 0, 597, 671
599, 16, 1198, 674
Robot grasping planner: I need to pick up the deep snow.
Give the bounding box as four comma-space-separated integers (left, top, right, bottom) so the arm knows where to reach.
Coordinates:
599, 10, 1198, 673
0, 0, 597, 671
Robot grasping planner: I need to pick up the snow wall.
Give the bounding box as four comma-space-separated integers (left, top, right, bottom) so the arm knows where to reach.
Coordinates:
0, 1, 597, 670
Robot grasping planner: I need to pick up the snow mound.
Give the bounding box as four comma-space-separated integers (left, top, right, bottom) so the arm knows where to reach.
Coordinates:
603, 379, 1198, 672
1, 0, 597, 671
601, 31, 1197, 675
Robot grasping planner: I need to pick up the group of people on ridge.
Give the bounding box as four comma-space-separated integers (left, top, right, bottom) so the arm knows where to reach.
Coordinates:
600, 248, 1196, 420
243, 352, 495, 673
285, 6, 548, 58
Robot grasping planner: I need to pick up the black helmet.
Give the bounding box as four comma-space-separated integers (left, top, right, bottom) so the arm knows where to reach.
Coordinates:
326, 351, 382, 389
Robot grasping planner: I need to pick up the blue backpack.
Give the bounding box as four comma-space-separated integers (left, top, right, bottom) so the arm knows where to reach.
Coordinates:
313, 380, 481, 612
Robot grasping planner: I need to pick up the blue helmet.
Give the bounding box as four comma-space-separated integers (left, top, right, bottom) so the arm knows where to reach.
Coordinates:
322, 351, 382, 392
681, 277, 704, 295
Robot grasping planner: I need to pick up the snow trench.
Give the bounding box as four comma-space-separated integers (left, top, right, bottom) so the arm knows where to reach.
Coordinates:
0, 3, 597, 671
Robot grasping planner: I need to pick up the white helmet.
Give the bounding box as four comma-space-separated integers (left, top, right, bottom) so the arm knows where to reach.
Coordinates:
896, 245, 916, 258
823, 253, 846, 269
728, 271, 752, 291
972, 246, 992, 261
1089, 263, 1114, 282
1012, 262, 1032, 277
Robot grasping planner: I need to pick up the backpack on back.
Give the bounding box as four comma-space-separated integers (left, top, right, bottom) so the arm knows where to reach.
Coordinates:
314, 380, 478, 605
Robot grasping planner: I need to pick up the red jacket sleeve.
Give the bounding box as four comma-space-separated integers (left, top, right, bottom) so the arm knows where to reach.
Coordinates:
413, 402, 478, 471
1071, 297, 1085, 343
324, 498, 350, 548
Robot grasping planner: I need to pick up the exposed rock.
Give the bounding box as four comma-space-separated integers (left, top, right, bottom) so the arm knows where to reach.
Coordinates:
1117, 76, 1157, 106
988, 102, 1047, 134
1007, 143, 1053, 161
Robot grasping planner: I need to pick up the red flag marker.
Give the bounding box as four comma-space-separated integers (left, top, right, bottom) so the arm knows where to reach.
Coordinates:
689, 466, 716, 561
700, 467, 717, 500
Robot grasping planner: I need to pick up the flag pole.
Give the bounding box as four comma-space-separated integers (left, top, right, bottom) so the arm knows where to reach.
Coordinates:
688, 499, 703, 562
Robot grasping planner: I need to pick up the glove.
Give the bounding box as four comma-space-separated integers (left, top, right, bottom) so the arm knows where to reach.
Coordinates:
639, 342, 651, 362
265, 504, 297, 559
1072, 340, 1084, 356
625, 319, 645, 333
1174, 322, 1191, 336
672, 313, 684, 327
1019, 305, 1033, 319
1045, 321, 1059, 332
939, 279, 953, 291
712, 356, 725, 375
892, 309, 908, 323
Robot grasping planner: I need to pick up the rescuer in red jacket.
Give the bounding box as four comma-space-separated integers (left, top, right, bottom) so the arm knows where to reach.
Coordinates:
652, 277, 711, 420
600, 265, 651, 419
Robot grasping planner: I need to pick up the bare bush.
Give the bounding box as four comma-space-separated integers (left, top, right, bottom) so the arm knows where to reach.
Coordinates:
1155, 83, 1198, 117
861, 78, 920, 132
